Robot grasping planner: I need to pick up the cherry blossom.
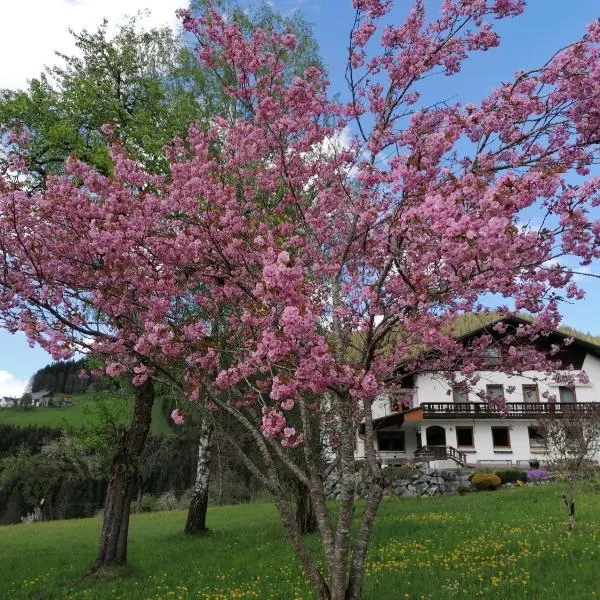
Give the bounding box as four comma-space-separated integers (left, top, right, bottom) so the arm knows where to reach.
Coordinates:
1, 2, 599, 598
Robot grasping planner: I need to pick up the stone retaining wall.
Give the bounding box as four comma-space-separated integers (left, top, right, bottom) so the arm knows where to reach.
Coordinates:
324, 466, 472, 499
387, 469, 471, 497
324, 465, 553, 499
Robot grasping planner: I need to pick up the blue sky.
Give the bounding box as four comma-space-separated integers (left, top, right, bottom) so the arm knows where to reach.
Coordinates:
1, 0, 599, 395
265, 0, 600, 335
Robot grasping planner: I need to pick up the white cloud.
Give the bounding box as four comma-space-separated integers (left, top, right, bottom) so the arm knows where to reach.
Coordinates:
320, 126, 354, 156
0, 0, 184, 90
0, 370, 27, 398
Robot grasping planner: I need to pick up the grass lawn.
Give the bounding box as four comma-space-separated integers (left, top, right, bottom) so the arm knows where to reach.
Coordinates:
0, 393, 171, 435
0, 483, 599, 599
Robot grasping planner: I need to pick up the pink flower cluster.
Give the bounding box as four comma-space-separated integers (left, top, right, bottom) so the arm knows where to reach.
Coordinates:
260, 407, 304, 448
170, 409, 185, 426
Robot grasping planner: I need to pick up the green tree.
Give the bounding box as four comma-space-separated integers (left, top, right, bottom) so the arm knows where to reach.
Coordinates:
20, 393, 33, 410
0, 15, 204, 186
1, 6, 322, 189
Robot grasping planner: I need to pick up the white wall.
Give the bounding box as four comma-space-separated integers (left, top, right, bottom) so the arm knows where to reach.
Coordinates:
415, 420, 543, 465
414, 356, 599, 406
371, 395, 392, 420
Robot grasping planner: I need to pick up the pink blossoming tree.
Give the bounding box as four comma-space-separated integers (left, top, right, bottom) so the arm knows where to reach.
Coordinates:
0, 143, 194, 568
2, 1, 600, 597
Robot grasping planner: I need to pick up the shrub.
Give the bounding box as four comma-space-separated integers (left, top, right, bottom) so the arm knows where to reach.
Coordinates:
208, 477, 253, 505
137, 495, 158, 513
495, 470, 527, 484
468, 469, 491, 482
456, 485, 471, 496
471, 472, 501, 490
177, 489, 193, 509
157, 491, 178, 511
21, 507, 42, 524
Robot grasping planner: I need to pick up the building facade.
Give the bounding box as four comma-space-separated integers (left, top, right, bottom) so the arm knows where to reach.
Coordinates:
355, 318, 600, 468
0, 397, 17, 408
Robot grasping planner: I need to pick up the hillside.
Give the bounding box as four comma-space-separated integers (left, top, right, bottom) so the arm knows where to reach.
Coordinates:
452, 311, 600, 344
0, 392, 172, 435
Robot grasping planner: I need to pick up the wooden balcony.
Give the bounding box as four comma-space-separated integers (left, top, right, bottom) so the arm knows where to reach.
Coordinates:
420, 402, 600, 419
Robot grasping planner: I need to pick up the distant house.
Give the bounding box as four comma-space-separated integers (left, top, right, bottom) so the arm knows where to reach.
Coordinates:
0, 397, 17, 408
31, 390, 53, 407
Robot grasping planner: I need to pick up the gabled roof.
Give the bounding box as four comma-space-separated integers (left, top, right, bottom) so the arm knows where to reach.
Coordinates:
389, 314, 600, 381
458, 315, 600, 360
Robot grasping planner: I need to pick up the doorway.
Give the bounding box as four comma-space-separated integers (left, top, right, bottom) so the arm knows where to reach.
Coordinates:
425, 425, 446, 447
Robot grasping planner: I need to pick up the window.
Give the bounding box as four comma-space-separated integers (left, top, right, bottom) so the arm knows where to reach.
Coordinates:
522, 385, 539, 403
565, 425, 583, 442
559, 386, 576, 403
377, 431, 405, 452
491, 426, 511, 448
528, 426, 545, 449
483, 347, 501, 366
486, 384, 505, 400
456, 426, 474, 448
452, 386, 468, 404
400, 375, 414, 388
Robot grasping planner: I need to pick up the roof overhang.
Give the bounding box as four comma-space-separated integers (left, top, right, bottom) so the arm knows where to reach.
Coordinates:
359, 410, 419, 435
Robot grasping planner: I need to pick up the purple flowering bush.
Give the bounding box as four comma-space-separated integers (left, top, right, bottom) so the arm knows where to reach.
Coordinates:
526, 469, 550, 480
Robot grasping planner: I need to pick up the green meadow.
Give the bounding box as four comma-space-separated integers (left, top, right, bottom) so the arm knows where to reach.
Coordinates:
0, 393, 171, 435
1, 483, 599, 599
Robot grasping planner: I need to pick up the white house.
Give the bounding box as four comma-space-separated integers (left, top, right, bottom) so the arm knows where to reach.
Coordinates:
356, 316, 600, 468
0, 396, 17, 408
31, 389, 52, 407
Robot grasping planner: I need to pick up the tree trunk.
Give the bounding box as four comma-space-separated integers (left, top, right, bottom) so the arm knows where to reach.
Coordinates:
295, 479, 317, 534
345, 480, 384, 599
564, 485, 576, 532
92, 378, 154, 571
272, 488, 331, 600
329, 394, 358, 600
216, 438, 224, 506
185, 416, 214, 534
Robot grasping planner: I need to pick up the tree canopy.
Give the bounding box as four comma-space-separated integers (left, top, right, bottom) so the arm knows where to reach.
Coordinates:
1, 1, 599, 598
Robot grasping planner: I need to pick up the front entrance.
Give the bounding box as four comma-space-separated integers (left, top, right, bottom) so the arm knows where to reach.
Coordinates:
425, 425, 446, 447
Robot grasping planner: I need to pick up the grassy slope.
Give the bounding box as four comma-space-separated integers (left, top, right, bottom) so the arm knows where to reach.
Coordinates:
0, 393, 171, 435
1, 484, 599, 599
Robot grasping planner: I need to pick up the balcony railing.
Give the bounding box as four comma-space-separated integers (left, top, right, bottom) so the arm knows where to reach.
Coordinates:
420, 402, 600, 419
